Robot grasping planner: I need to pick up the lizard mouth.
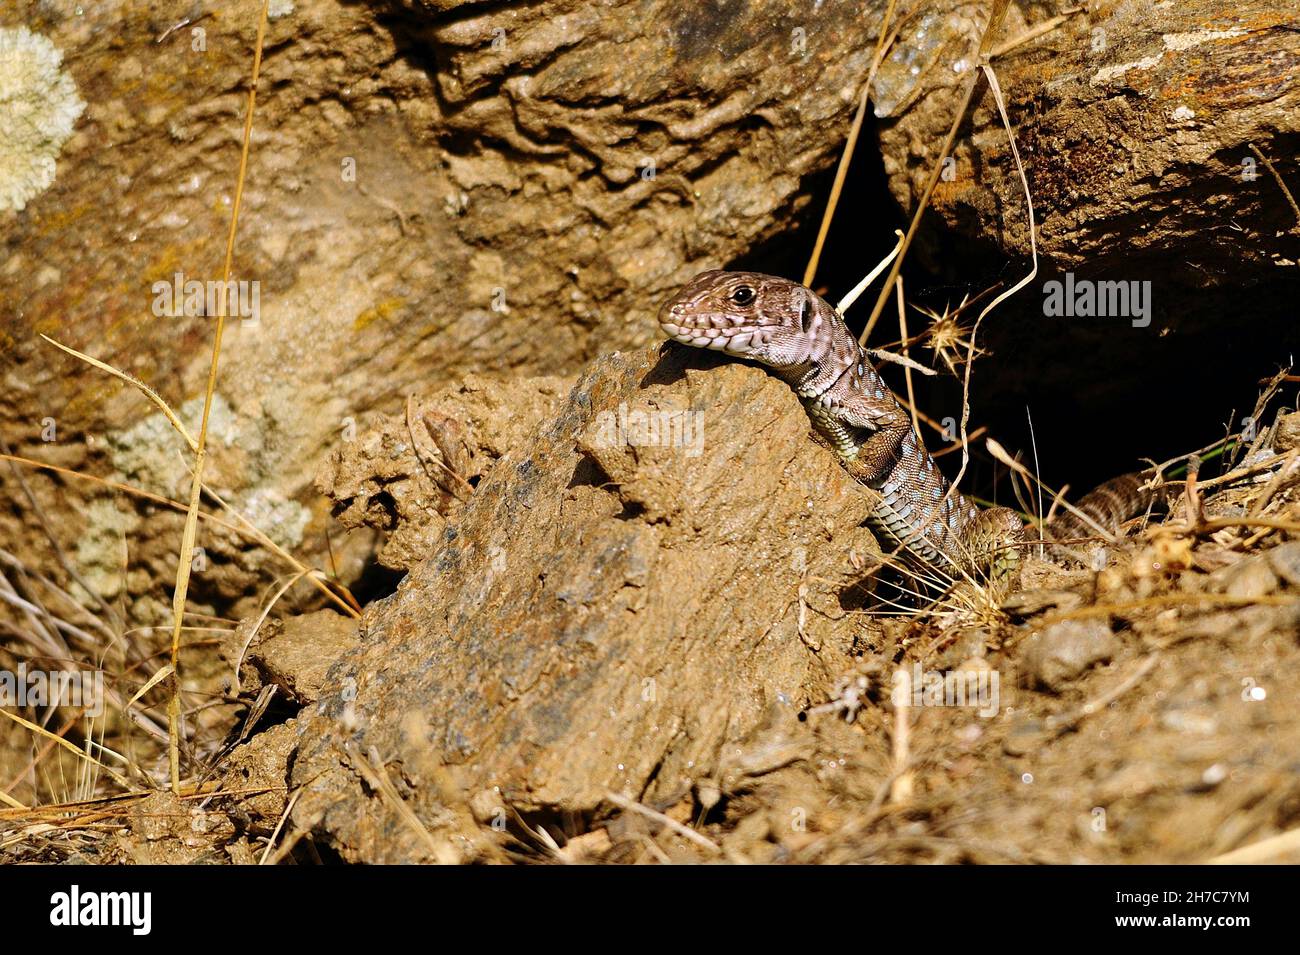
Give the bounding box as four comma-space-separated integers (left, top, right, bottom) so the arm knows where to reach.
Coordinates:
659, 305, 758, 353
661, 321, 757, 353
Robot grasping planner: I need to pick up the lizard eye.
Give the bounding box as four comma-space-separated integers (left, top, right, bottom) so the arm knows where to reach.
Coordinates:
730, 285, 756, 307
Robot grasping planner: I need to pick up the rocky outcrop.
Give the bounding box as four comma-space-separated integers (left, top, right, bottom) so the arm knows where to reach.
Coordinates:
290, 344, 881, 862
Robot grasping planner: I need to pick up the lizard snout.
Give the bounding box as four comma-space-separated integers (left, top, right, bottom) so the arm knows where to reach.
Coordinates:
657, 297, 697, 337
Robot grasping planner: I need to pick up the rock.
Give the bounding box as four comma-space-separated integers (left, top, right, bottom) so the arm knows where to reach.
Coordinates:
218, 720, 300, 822
1266, 542, 1300, 588
874, 0, 1300, 474
2, 0, 886, 623
317, 374, 569, 571
1021, 618, 1119, 692
1207, 555, 1280, 599
884, 0, 1300, 291
1273, 412, 1300, 453
247, 611, 362, 704
289, 344, 879, 862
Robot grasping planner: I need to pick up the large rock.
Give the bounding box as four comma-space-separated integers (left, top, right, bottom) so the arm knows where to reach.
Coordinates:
1, 0, 887, 624
289, 344, 880, 863
880, 0, 1300, 283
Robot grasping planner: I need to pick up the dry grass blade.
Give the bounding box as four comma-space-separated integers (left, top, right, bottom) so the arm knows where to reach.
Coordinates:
126, 664, 174, 710
1249, 143, 1300, 231
604, 789, 720, 854
896, 276, 919, 437
1208, 826, 1300, 864
837, 229, 903, 314
859, 1, 1012, 346
346, 741, 458, 863
985, 438, 1116, 541
259, 787, 302, 865
196, 477, 361, 618
1044, 592, 1299, 625
38, 335, 198, 452
165, 0, 273, 792
803, 0, 900, 287
974, 62, 1037, 324
0, 453, 359, 618
232, 571, 310, 693
0, 708, 133, 791
941, 53, 1037, 519
987, 5, 1083, 59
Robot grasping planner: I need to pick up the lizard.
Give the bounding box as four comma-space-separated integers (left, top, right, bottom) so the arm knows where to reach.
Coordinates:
658, 269, 1155, 592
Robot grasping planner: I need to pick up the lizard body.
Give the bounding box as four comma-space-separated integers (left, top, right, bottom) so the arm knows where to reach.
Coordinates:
659, 270, 1158, 587
660, 269, 1025, 585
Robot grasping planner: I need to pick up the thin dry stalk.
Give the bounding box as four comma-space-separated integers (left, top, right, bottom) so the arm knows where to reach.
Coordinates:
896, 276, 919, 437
889, 669, 914, 804
259, 787, 302, 865
1208, 826, 1300, 865
604, 789, 720, 854
0, 453, 358, 618
803, 0, 900, 287
165, 0, 274, 792
1249, 143, 1300, 231
837, 229, 903, 314
347, 741, 458, 863
232, 571, 310, 693
859, 0, 1012, 346
939, 53, 1038, 531
987, 5, 1083, 59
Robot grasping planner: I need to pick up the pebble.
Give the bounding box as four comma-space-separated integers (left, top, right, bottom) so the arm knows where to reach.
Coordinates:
1265, 541, 1300, 587
1207, 555, 1280, 598
1022, 619, 1119, 692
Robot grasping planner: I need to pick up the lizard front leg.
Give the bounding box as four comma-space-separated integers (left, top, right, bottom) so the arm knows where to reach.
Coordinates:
802, 396, 910, 486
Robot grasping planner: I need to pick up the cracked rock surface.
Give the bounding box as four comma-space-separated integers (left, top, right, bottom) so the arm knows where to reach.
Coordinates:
290, 345, 880, 863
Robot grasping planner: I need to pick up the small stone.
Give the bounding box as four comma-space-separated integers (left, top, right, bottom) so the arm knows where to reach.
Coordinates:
1274, 411, 1300, 452
696, 780, 721, 811
468, 789, 504, 825
1266, 541, 1300, 587
1022, 619, 1119, 692
1207, 555, 1280, 599
1003, 718, 1050, 756
1159, 708, 1219, 735
248, 610, 362, 704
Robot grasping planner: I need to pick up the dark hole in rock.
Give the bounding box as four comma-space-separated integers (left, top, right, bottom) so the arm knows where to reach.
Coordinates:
730, 114, 1300, 499
347, 553, 406, 607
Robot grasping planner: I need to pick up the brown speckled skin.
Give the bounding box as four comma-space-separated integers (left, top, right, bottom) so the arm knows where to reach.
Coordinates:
660, 270, 1026, 582
660, 271, 1158, 583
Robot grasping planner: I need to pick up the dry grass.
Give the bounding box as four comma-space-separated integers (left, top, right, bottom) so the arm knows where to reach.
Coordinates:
0, 0, 351, 863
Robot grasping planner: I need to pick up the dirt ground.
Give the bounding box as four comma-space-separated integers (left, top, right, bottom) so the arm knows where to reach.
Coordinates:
4, 354, 1299, 865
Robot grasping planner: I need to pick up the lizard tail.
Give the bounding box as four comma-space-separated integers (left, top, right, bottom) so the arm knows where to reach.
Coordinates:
1044, 471, 1158, 543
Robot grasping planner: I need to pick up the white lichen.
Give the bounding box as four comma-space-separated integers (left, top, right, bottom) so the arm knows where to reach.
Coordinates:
0, 26, 85, 212
74, 498, 141, 601
108, 394, 241, 497
237, 487, 311, 551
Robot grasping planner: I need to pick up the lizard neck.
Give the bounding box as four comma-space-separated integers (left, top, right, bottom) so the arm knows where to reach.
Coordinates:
783, 297, 863, 400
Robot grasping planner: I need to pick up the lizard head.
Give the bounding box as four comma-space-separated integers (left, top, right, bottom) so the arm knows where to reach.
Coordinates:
658, 269, 827, 372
